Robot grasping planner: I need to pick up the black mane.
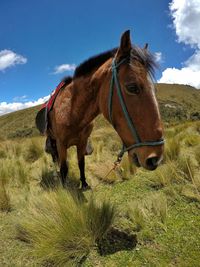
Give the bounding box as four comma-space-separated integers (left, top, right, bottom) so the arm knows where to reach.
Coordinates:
73, 46, 157, 79
61, 76, 73, 85
73, 48, 117, 78
130, 46, 157, 78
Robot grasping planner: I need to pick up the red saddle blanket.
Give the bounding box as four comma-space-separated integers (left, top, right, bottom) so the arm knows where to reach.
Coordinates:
41, 81, 65, 112
35, 81, 66, 134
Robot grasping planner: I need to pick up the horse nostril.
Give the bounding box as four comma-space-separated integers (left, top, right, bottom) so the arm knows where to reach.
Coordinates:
146, 156, 159, 170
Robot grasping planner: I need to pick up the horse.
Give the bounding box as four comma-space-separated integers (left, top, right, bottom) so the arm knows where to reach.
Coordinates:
43, 30, 164, 189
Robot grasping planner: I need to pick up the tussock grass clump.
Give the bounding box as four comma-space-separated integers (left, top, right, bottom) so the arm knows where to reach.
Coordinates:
181, 184, 200, 203
0, 163, 11, 185
0, 149, 7, 159
194, 145, 200, 166
184, 134, 200, 147
164, 138, 180, 161
147, 162, 183, 189
0, 181, 11, 212
18, 189, 115, 266
90, 161, 120, 184
164, 128, 176, 139
120, 155, 137, 180
128, 193, 167, 234
24, 139, 43, 163
85, 196, 116, 242
40, 167, 59, 189
177, 156, 196, 182
15, 160, 30, 186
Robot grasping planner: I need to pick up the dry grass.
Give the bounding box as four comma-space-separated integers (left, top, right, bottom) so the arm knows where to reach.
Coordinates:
147, 161, 184, 189
0, 181, 11, 212
24, 139, 43, 163
17, 189, 115, 266
184, 134, 200, 147
164, 138, 180, 162
127, 192, 167, 234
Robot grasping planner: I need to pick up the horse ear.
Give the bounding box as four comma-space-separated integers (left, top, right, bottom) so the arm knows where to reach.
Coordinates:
144, 43, 148, 50
116, 30, 132, 58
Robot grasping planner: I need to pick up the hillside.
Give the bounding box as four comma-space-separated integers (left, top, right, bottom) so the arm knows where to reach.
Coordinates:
0, 83, 199, 140
156, 83, 200, 123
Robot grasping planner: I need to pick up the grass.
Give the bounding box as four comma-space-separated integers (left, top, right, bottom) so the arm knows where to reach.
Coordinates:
0, 181, 11, 212
0, 102, 200, 266
17, 189, 115, 266
184, 134, 200, 147
24, 139, 43, 163
127, 192, 167, 235
164, 137, 180, 161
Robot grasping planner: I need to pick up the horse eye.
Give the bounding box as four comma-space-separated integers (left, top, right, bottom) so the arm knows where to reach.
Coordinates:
125, 83, 140, 95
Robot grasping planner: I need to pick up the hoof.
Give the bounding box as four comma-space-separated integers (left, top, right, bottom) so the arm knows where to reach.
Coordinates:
81, 182, 91, 191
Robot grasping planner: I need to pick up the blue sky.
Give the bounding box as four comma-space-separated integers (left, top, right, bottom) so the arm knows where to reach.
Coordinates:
0, 0, 200, 114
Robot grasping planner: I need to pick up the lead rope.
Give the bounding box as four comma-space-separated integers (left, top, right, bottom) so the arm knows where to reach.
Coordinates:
102, 144, 125, 181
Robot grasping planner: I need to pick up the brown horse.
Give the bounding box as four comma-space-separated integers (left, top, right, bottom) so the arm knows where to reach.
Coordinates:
45, 30, 164, 189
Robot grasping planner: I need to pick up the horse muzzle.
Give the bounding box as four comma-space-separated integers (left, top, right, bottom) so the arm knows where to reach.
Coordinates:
129, 147, 164, 171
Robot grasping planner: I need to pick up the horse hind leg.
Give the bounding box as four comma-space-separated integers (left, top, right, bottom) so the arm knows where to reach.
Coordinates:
57, 140, 68, 187
77, 144, 89, 190
77, 123, 94, 189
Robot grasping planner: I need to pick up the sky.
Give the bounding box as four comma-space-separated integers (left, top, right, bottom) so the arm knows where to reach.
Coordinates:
0, 0, 200, 115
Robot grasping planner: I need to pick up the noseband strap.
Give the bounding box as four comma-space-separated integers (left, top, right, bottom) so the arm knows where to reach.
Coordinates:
108, 58, 165, 162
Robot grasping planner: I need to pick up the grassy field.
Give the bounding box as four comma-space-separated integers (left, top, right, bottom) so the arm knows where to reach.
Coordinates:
0, 84, 200, 266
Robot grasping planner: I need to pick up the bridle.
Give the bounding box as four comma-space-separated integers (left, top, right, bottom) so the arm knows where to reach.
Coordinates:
108, 58, 165, 163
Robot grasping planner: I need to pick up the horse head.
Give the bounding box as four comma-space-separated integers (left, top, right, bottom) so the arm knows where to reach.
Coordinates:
99, 30, 164, 170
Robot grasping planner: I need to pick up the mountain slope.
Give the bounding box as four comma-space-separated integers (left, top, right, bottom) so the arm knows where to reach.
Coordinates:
156, 83, 200, 122
0, 83, 199, 139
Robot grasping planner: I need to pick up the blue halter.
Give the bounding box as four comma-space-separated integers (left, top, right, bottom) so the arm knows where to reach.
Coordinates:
108, 58, 165, 162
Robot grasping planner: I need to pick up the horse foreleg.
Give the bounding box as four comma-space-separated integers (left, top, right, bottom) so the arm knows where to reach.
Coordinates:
77, 124, 93, 189
57, 141, 68, 187
77, 143, 90, 190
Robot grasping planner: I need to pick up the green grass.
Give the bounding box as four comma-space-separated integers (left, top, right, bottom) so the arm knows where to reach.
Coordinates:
0, 95, 200, 266
17, 189, 115, 266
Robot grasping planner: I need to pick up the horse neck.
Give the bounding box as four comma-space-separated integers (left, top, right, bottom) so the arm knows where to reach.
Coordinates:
71, 59, 112, 129
71, 76, 100, 129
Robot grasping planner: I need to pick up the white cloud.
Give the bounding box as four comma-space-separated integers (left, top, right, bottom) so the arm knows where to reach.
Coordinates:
155, 52, 163, 63
53, 63, 76, 74
159, 0, 200, 88
13, 95, 28, 102
0, 95, 49, 116
0, 50, 27, 71
159, 66, 200, 88
169, 0, 200, 47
